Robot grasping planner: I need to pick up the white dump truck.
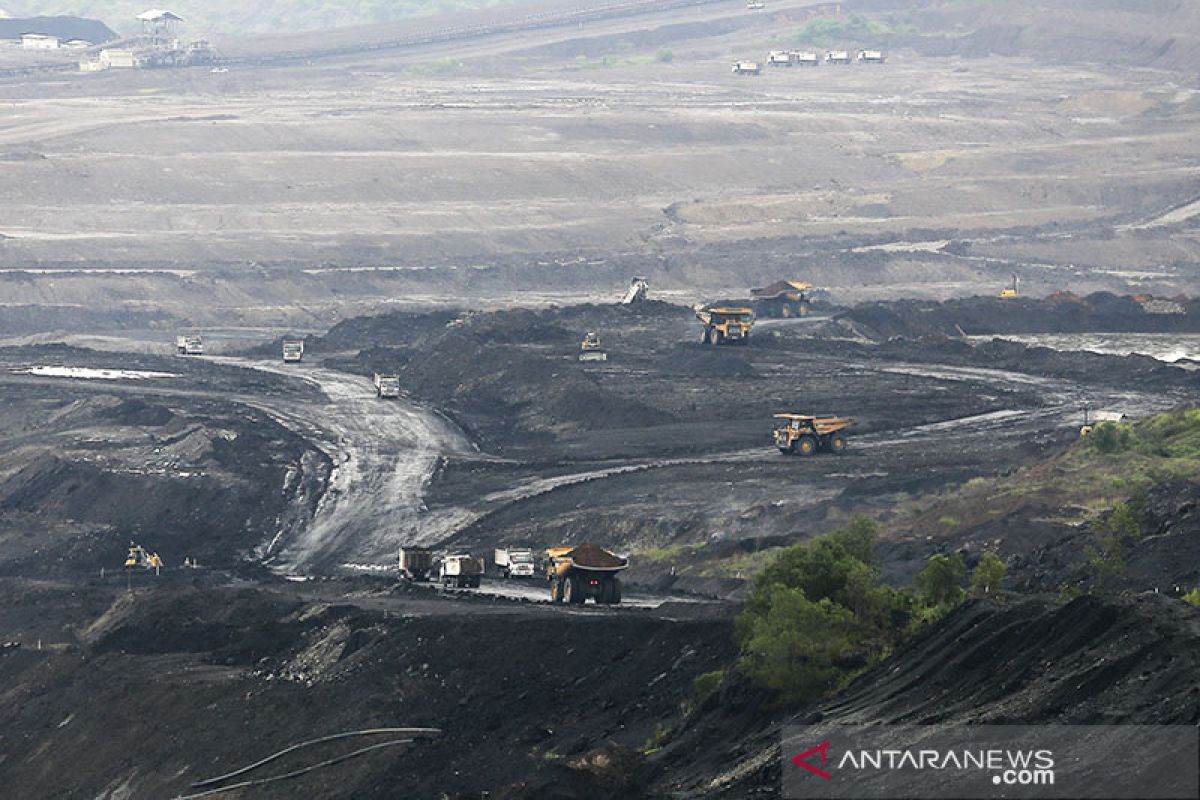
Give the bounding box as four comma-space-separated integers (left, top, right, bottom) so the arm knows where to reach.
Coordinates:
621, 276, 649, 304
768, 50, 794, 67
795, 51, 820, 67
175, 335, 204, 356
494, 547, 536, 578
439, 554, 484, 588
282, 339, 304, 363
825, 50, 851, 64
399, 546, 433, 581
374, 372, 401, 399
857, 49, 885, 63
732, 60, 761, 75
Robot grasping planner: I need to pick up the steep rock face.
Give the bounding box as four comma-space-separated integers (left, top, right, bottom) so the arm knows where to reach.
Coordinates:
647, 594, 1200, 797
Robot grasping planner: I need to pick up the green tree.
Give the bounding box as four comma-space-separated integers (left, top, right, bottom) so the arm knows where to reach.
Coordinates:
1183, 589, 1200, 607
738, 587, 862, 703
916, 553, 966, 606
970, 551, 1007, 598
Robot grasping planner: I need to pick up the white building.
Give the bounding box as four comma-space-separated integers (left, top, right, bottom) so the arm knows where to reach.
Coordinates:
21, 32, 59, 50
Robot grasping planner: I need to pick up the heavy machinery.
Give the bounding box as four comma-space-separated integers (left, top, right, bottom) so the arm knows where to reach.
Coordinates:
282, 339, 305, 363
825, 50, 851, 65
124, 543, 163, 572
732, 60, 761, 75
399, 546, 433, 581
696, 306, 755, 345
494, 547, 536, 578
622, 276, 649, 303
1000, 274, 1020, 299
175, 334, 204, 355
857, 49, 885, 63
795, 51, 820, 67
374, 372, 401, 399
439, 554, 484, 588
751, 280, 812, 318
746, 0, 765, 9
579, 331, 608, 362
773, 413, 854, 456
546, 543, 627, 605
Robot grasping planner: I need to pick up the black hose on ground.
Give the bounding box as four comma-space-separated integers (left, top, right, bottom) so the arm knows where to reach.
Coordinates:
172, 738, 416, 800
187, 727, 441, 789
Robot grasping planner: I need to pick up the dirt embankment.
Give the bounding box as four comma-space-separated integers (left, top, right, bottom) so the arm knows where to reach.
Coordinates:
0, 376, 329, 575
840, 293, 1200, 340
647, 592, 1200, 797
0, 579, 735, 800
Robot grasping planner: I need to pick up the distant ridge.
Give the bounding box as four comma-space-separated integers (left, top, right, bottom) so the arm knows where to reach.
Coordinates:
0, 15, 116, 43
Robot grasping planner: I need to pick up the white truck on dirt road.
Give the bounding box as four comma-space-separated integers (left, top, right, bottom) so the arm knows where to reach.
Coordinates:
399, 546, 433, 581
175, 335, 204, 356
857, 49, 885, 63
439, 554, 484, 588
732, 60, 761, 75
494, 547, 536, 578
825, 50, 851, 64
374, 372, 401, 399
282, 340, 304, 363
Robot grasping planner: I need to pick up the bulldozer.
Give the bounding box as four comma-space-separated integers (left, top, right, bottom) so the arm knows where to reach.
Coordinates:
773, 414, 854, 456
696, 306, 754, 345
579, 331, 607, 362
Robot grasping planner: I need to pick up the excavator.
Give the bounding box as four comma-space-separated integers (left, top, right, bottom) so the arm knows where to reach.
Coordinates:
124, 543, 164, 573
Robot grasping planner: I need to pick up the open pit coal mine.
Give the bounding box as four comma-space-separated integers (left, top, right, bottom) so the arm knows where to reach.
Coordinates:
0, 295, 1197, 799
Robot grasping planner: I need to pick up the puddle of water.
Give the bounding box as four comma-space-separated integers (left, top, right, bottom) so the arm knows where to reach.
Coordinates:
16, 366, 180, 380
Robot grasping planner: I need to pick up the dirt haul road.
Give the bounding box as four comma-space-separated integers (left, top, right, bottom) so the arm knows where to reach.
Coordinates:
224, 361, 480, 573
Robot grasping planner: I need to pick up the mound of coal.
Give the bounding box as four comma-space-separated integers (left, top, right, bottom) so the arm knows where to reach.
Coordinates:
0, 582, 735, 799
320, 304, 686, 455
0, 393, 328, 575
563, 542, 627, 568
842, 293, 1200, 340
648, 593, 1200, 797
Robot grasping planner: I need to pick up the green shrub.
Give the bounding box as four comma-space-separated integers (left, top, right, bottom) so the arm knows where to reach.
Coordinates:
970, 551, 1007, 598
655, 48, 675, 63
915, 553, 966, 606
692, 669, 725, 703
1183, 588, 1200, 607
1085, 421, 1135, 454
738, 588, 863, 703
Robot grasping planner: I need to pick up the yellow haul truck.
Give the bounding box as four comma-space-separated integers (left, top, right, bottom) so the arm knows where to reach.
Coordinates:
696, 306, 755, 345
546, 543, 628, 605
773, 413, 854, 456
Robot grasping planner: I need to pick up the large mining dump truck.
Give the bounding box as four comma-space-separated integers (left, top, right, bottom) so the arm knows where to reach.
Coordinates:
399, 546, 433, 581
374, 372, 401, 399
175, 334, 204, 355
773, 413, 854, 456
439, 554, 484, 588
696, 306, 755, 345
546, 543, 628, 604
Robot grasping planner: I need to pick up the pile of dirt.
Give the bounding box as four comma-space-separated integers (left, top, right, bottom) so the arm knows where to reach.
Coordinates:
0, 387, 329, 575
562, 542, 628, 569
321, 304, 686, 455
0, 580, 736, 800
647, 592, 1200, 797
